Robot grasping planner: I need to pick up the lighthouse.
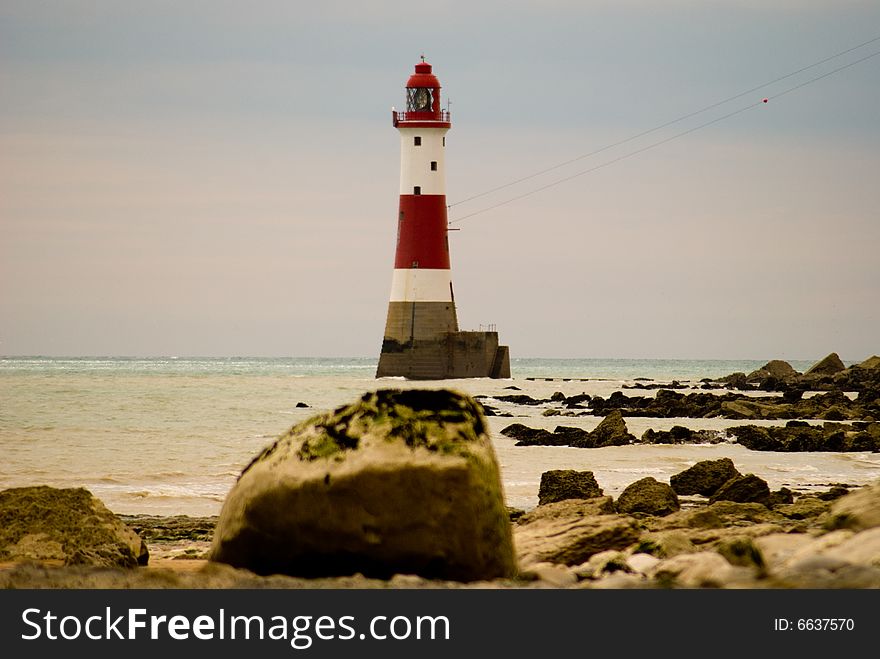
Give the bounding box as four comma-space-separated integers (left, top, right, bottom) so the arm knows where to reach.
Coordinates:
376, 59, 511, 380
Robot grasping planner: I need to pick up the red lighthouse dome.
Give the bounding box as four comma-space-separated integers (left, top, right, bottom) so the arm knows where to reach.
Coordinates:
393, 59, 450, 127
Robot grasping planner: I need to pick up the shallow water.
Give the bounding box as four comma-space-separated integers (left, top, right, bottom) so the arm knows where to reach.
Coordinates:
1, 356, 876, 515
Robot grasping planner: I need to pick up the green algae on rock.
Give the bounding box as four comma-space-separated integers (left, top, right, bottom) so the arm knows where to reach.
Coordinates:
211, 389, 515, 582
0, 485, 148, 568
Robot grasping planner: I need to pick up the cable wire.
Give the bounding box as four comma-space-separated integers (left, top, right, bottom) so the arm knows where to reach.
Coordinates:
448, 46, 880, 225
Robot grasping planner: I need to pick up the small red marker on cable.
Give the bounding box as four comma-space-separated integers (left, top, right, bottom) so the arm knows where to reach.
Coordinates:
762, 98, 768, 103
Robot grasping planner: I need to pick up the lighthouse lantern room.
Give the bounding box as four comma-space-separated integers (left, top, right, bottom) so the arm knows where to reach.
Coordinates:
376, 59, 511, 380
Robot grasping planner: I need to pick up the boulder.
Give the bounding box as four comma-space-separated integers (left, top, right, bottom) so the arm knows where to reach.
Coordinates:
747, 360, 799, 383
709, 474, 771, 505
826, 482, 880, 531
670, 458, 741, 496
587, 410, 636, 447
0, 486, 148, 568
537, 470, 603, 505
210, 389, 516, 581
514, 514, 641, 567
615, 477, 680, 516
804, 352, 846, 378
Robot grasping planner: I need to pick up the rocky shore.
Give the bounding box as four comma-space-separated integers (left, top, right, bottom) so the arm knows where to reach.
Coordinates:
496, 353, 880, 451
2, 365, 879, 590
3, 466, 879, 589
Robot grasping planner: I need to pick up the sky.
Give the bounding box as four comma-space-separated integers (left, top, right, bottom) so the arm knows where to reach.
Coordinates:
1, 1, 878, 361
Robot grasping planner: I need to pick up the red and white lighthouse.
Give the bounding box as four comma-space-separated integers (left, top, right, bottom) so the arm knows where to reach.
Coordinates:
376, 59, 510, 380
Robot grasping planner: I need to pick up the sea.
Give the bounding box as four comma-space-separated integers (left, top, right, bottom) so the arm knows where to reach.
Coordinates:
2, 356, 878, 517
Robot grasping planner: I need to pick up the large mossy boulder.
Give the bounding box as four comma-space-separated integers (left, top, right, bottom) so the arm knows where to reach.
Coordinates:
537, 469, 603, 505
0, 486, 148, 567
670, 458, 741, 496
210, 389, 516, 582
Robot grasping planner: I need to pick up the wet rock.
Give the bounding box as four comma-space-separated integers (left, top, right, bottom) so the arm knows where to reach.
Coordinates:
615, 477, 680, 516
295, 402, 309, 408
709, 474, 771, 505
501, 423, 562, 446
641, 426, 726, 445
670, 458, 741, 496
515, 514, 641, 568
537, 470, 603, 505
210, 389, 516, 581
729, 423, 878, 452
587, 410, 636, 447
0, 486, 148, 568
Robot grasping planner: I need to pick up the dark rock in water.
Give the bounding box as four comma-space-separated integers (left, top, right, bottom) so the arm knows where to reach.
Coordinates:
503, 385, 521, 391
553, 425, 593, 447
538, 469, 603, 506
563, 393, 591, 408
709, 474, 771, 505
210, 389, 516, 581
493, 394, 550, 406
295, 402, 309, 408
670, 458, 741, 497
616, 477, 680, 516
730, 424, 880, 452
550, 391, 566, 402
804, 352, 846, 378
506, 424, 566, 446
589, 410, 636, 447
0, 486, 148, 568
720, 372, 752, 390
641, 426, 726, 445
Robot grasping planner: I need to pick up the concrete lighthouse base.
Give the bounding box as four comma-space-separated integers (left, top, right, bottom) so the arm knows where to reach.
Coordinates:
376, 331, 510, 380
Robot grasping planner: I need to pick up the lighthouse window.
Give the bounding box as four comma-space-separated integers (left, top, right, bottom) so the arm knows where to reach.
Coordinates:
442, 137, 445, 147
430, 161, 437, 171
414, 136, 421, 146
413, 186, 421, 195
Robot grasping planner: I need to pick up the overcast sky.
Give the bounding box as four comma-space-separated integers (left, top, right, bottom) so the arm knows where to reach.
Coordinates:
1, 1, 878, 361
